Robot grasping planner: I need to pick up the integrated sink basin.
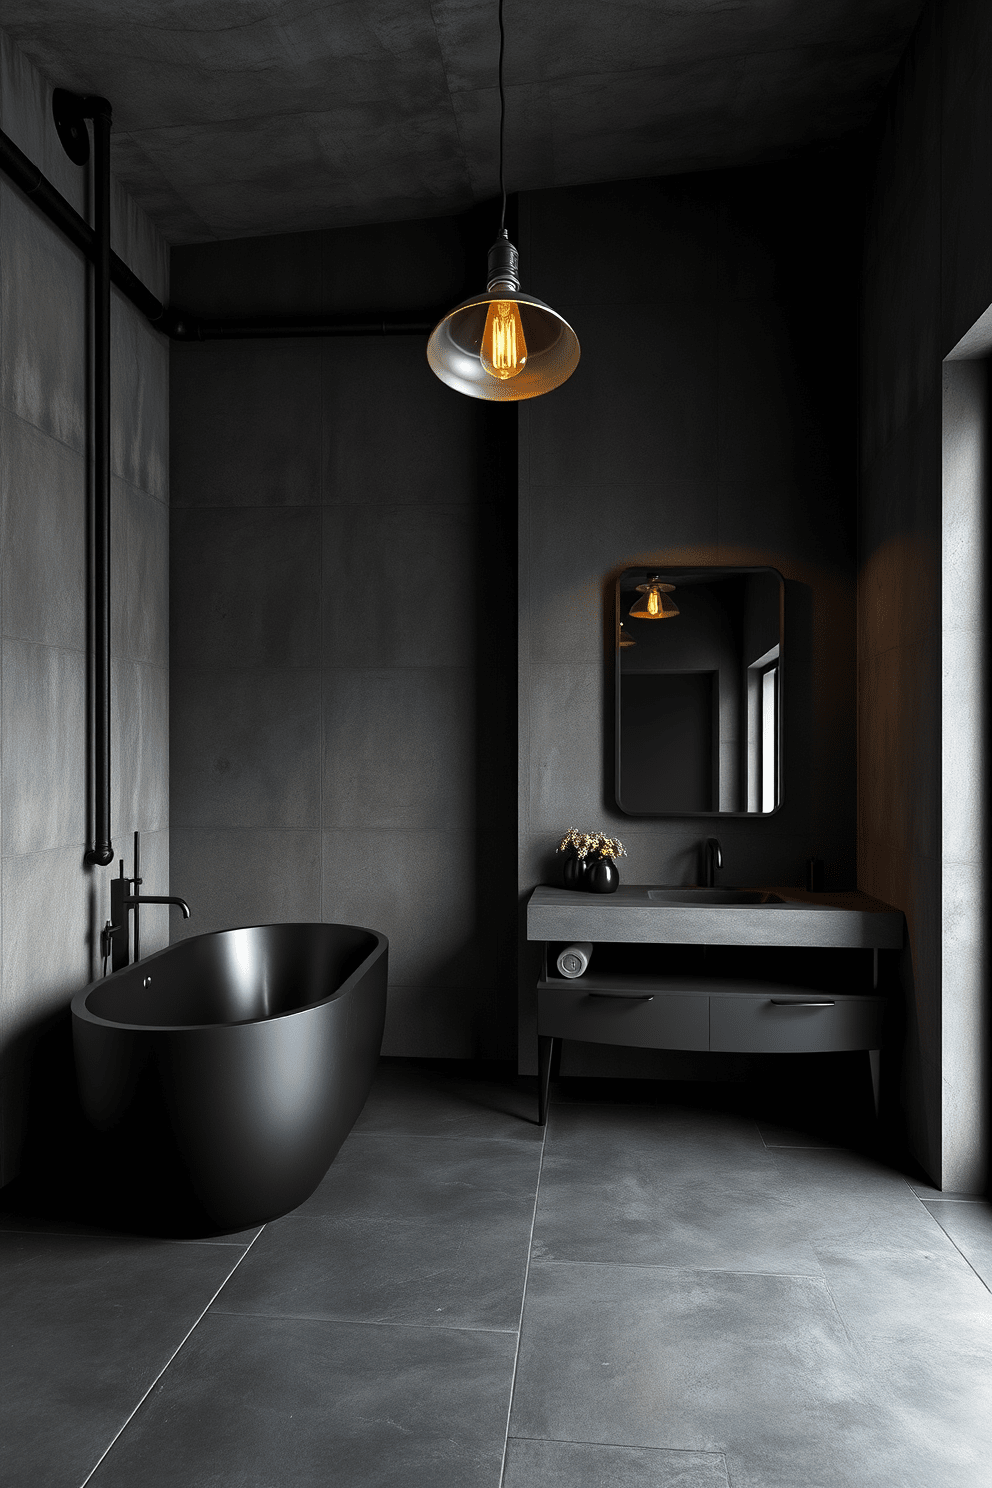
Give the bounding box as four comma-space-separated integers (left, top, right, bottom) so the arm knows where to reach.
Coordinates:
646, 888, 787, 905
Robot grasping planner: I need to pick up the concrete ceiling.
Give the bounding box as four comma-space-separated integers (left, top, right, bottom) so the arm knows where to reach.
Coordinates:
3, 1, 923, 245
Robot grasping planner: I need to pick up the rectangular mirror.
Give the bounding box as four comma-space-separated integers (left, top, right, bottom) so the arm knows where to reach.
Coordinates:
616, 566, 784, 816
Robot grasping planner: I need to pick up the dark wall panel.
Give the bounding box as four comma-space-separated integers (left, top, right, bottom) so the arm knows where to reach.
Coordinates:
517, 165, 860, 1073
170, 213, 517, 1059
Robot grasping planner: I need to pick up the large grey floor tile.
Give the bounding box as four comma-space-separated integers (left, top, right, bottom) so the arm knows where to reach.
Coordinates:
214, 1134, 540, 1329
923, 1198, 992, 1289
295, 1130, 542, 1219
503, 1437, 729, 1488
545, 1101, 781, 1192
770, 1145, 918, 1200
776, 1178, 948, 1252
353, 1058, 541, 1143
510, 1260, 883, 1487
89, 1312, 514, 1488
0, 1233, 244, 1488
818, 1236, 992, 1354
818, 1239, 992, 1486
532, 1165, 820, 1275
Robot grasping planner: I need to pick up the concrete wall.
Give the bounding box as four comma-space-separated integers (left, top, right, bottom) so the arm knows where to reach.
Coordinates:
169, 214, 518, 1060
860, 0, 992, 1189
0, 31, 170, 1183
517, 165, 860, 1073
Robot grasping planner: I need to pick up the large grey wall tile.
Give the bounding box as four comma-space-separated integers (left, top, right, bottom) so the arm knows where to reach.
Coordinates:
380, 982, 480, 1058
112, 661, 169, 835
322, 667, 473, 830
526, 663, 608, 834
171, 668, 320, 828
526, 303, 720, 490
1, 845, 93, 1053
0, 184, 86, 450
170, 341, 322, 507
0, 33, 86, 215
717, 302, 817, 486
322, 337, 483, 505
1, 641, 86, 855
321, 828, 485, 987
322, 503, 475, 667
111, 298, 168, 501
171, 506, 320, 669
526, 480, 719, 665
113, 480, 169, 667
0, 411, 86, 650
169, 827, 321, 940
528, 177, 722, 306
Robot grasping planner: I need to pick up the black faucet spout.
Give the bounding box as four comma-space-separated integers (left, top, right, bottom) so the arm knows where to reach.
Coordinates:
704, 836, 723, 888
130, 894, 191, 920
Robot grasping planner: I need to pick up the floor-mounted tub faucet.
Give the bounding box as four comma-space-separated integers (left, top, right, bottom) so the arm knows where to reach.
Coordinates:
703, 836, 723, 888
101, 831, 190, 973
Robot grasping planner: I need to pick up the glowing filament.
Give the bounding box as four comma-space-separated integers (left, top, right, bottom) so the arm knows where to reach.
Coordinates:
482, 300, 527, 380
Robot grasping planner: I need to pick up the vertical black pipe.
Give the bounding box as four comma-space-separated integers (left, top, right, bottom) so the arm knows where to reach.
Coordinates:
84, 98, 114, 867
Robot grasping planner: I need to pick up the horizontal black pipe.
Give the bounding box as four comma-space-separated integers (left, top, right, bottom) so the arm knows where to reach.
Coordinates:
0, 126, 436, 340
169, 315, 435, 340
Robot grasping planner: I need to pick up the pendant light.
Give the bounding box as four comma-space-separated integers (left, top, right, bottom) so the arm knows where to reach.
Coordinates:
427, 0, 580, 401
629, 578, 679, 620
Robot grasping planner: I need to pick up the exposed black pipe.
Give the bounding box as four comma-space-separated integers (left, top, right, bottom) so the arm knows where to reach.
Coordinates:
1, 124, 435, 341
81, 96, 114, 867
169, 315, 434, 340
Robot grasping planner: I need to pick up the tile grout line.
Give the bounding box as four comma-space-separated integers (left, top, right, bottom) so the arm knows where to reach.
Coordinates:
530, 1257, 829, 1282
207, 1308, 518, 1334
909, 1189, 992, 1295
498, 1111, 548, 1488
76, 1225, 267, 1487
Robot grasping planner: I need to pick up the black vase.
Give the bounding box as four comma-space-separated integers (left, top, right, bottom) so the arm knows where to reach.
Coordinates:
562, 849, 591, 890
587, 856, 620, 894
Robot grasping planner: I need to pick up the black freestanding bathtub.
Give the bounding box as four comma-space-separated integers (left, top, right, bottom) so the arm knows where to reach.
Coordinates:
71, 923, 387, 1230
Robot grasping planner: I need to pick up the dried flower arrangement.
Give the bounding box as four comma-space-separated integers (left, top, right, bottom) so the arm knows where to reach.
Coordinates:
557, 828, 627, 862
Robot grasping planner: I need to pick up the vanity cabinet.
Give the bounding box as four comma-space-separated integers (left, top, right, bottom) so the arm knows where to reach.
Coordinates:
527, 886, 904, 1125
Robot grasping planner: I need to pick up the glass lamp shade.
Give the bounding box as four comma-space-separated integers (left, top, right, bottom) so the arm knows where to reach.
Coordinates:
427, 290, 580, 401
629, 582, 679, 620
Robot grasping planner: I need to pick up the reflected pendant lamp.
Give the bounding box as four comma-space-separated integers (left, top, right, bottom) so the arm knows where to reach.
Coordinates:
629, 579, 679, 620
427, 0, 580, 401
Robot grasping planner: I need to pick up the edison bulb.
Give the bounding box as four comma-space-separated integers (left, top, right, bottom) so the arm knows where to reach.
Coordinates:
481, 299, 527, 380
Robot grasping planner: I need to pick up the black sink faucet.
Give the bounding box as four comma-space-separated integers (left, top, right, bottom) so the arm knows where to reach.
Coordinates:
703, 836, 723, 888
101, 831, 190, 973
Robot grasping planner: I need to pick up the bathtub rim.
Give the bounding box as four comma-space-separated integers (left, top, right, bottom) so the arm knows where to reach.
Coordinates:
71, 920, 388, 1034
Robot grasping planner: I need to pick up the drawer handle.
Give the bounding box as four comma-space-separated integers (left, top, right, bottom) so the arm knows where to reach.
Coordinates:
770, 999, 835, 1007
588, 992, 655, 1002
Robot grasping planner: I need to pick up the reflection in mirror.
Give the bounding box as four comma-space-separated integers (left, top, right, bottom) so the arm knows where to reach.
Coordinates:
615, 567, 783, 816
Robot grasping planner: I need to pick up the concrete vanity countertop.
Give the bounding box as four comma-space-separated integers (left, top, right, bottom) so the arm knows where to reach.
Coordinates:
526, 885, 905, 949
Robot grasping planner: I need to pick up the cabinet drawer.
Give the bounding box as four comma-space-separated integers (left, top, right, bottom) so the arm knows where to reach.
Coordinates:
538, 986, 708, 1050
709, 994, 884, 1054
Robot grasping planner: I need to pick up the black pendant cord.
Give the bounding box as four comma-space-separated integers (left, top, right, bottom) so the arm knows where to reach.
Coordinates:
498, 0, 507, 233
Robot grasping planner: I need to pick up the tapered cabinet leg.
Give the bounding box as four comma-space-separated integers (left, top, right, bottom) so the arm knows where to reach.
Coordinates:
868, 1049, 881, 1117
538, 1035, 556, 1126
